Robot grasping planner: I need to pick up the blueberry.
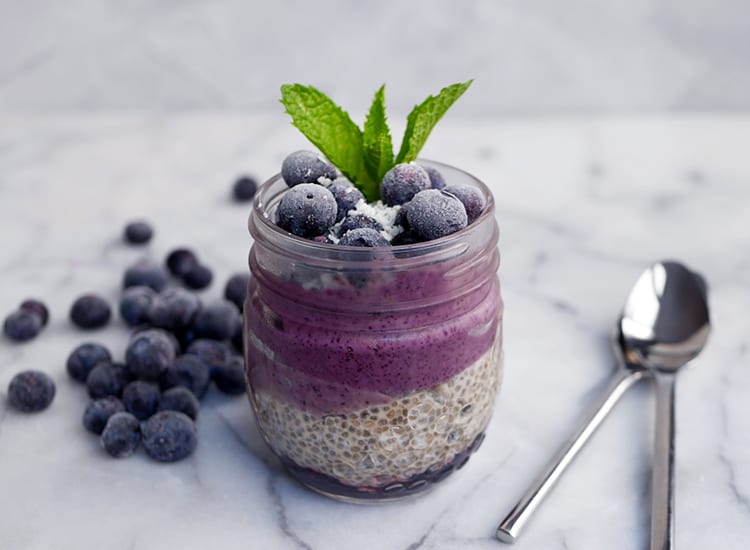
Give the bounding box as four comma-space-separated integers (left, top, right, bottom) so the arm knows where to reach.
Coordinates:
212, 355, 247, 395
148, 288, 201, 332
101, 412, 140, 458
394, 201, 411, 229
339, 214, 383, 235
224, 273, 250, 312
121, 381, 161, 420
192, 300, 239, 341
159, 354, 211, 398
232, 175, 258, 201
158, 387, 200, 420
69, 294, 111, 329
19, 299, 49, 326
443, 185, 486, 224
390, 230, 421, 246
7, 370, 55, 412
66, 343, 112, 382
338, 228, 390, 248
123, 261, 169, 292
276, 183, 337, 238
165, 248, 198, 278
281, 150, 337, 187
86, 362, 131, 399
183, 264, 213, 290
421, 165, 447, 190
141, 410, 197, 462
119, 286, 157, 327
407, 189, 468, 241
380, 163, 431, 206
125, 329, 176, 380
83, 396, 125, 434
123, 221, 154, 245
231, 321, 244, 354
328, 179, 364, 221
3, 310, 42, 342
185, 339, 233, 370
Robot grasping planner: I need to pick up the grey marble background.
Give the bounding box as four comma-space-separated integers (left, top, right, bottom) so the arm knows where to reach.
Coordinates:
1, 0, 749, 115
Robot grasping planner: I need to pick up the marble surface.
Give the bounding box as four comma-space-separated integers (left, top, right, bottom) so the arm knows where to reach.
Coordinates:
1, 112, 749, 550
1, 0, 750, 114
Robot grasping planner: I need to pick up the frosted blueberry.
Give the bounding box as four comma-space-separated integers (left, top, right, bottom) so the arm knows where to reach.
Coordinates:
192, 300, 239, 341
421, 165, 447, 190
159, 354, 211, 398
3, 310, 42, 342
407, 189, 468, 241
119, 286, 157, 327
66, 342, 112, 382
380, 163, 431, 206
142, 411, 197, 462
443, 185, 486, 224
122, 380, 161, 420
212, 355, 247, 395
125, 329, 176, 380
165, 248, 198, 278
123, 261, 169, 292
328, 179, 365, 221
276, 183, 337, 238
281, 150, 337, 187
7, 370, 55, 413
339, 214, 383, 236
338, 228, 391, 248
70, 294, 112, 329
158, 387, 200, 420
148, 287, 201, 332
101, 412, 140, 458
83, 396, 125, 434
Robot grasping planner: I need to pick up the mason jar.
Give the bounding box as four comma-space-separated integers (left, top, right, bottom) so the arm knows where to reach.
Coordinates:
244, 161, 503, 502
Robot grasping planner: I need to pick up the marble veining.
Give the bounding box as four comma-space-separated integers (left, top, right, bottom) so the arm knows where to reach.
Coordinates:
0, 113, 749, 549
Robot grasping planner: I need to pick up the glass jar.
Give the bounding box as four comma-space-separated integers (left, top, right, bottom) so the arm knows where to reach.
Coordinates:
244, 161, 503, 502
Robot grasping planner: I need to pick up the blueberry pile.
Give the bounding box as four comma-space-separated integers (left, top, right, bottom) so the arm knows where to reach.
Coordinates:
273, 151, 486, 246
3, 299, 49, 342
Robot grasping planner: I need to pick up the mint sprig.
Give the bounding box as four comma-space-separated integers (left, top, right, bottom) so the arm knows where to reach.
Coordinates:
280, 80, 472, 202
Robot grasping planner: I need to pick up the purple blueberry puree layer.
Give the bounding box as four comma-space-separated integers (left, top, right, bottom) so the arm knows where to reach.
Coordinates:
245, 269, 501, 413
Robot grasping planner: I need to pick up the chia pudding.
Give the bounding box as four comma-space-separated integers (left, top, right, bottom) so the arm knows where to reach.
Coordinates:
244, 161, 503, 501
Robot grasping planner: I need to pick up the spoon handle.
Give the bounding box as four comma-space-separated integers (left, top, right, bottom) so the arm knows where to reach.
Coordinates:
651, 372, 677, 550
496, 367, 644, 544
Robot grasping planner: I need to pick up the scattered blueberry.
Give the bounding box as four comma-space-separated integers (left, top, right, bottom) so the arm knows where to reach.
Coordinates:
3, 310, 43, 342
232, 175, 258, 201
224, 273, 250, 312
338, 228, 390, 248
119, 286, 157, 327
83, 396, 125, 434
101, 412, 141, 458
281, 150, 337, 187
66, 343, 112, 382
212, 355, 247, 395
390, 230, 421, 246
159, 354, 211, 398
186, 340, 233, 371
380, 163, 431, 206
339, 214, 383, 235
125, 329, 176, 380
328, 179, 364, 221
86, 362, 130, 399
121, 381, 161, 421
166, 248, 198, 278
158, 387, 200, 420
276, 183, 337, 238
124, 221, 154, 245
19, 299, 49, 326
141, 410, 198, 462
443, 184, 486, 224
422, 165, 447, 190
148, 288, 201, 332
407, 189, 468, 241
183, 263, 213, 290
123, 261, 169, 292
70, 294, 112, 329
192, 301, 240, 341
7, 370, 56, 412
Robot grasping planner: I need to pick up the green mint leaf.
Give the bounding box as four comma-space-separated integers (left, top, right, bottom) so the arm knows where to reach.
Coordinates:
362, 84, 394, 185
280, 84, 378, 199
395, 80, 473, 164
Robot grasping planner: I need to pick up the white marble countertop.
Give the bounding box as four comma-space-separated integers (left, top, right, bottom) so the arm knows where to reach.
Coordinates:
0, 113, 748, 550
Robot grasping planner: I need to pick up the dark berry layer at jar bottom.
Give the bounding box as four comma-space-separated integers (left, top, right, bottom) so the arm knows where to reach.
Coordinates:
279, 432, 486, 502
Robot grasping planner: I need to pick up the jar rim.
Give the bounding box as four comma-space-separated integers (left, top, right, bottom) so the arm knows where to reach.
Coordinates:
248, 159, 497, 267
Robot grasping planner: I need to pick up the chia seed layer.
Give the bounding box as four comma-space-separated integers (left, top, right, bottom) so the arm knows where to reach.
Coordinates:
251, 337, 501, 489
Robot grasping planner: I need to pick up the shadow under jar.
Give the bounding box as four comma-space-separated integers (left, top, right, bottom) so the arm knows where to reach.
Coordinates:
244, 161, 503, 502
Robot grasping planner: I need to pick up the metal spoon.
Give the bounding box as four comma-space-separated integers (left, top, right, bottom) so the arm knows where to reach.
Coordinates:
496, 260, 709, 544
619, 261, 710, 550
